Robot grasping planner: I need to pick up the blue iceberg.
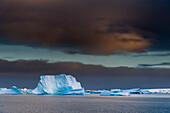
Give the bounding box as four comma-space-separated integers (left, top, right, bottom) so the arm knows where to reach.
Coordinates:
32, 74, 84, 95
100, 90, 130, 96
100, 90, 112, 96
0, 86, 23, 95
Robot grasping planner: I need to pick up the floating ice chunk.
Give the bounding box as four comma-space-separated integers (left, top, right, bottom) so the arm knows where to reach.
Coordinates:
20, 88, 33, 94
100, 90, 130, 96
32, 74, 84, 95
124, 88, 142, 94
100, 90, 112, 96
141, 90, 151, 94
111, 89, 122, 93
111, 92, 130, 96
147, 89, 170, 94
0, 86, 23, 95
86, 90, 104, 94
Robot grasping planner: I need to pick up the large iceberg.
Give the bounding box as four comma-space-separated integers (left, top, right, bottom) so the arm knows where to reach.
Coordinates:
32, 74, 84, 95
0, 86, 23, 95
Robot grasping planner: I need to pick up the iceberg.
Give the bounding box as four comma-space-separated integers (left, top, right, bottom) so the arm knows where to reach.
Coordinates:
32, 74, 84, 95
124, 88, 142, 94
0, 86, 23, 95
147, 89, 170, 94
100, 90, 130, 96
100, 90, 112, 96
86, 90, 104, 94
141, 90, 151, 94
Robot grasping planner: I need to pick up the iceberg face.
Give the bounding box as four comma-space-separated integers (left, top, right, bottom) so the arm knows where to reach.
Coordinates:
32, 74, 84, 95
0, 86, 23, 95
63, 89, 85, 95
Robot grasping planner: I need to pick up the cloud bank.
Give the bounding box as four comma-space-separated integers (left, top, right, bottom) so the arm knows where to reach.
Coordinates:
2, 0, 170, 55
0, 59, 170, 89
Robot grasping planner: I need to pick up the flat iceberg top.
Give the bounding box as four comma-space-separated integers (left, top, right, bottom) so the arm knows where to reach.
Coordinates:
32, 74, 84, 95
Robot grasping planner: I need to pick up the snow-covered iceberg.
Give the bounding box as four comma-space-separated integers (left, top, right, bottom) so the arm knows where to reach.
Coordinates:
32, 74, 84, 95
0, 86, 23, 95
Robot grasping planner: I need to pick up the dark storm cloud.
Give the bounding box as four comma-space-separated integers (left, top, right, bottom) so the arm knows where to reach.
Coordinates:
139, 62, 170, 67
0, 59, 170, 89
2, 0, 170, 55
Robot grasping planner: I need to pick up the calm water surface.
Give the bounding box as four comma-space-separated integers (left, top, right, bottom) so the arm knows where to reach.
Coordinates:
0, 94, 170, 113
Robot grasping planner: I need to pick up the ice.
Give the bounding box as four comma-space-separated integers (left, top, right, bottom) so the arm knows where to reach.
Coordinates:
111, 92, 130, 96
124, 88, 142, 94
141, 90, 151, 94
86, 90, 104, 94
32, 74, 84, 95
111, 89, 122, 93
99, 88, 151, 96
63, 89, 85, 95
100, 90, 112, 96
147, 89, 170, 94
100, 90, 130, 96
0, 86, 23, 95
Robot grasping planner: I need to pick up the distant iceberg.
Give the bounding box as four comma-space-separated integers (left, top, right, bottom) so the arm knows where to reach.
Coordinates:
32, 74, 84, 95
147, 88, 170, 94
100, 90, 130, 96
0, 74, 168, 96
0, 86, 23, 95
90, 88, 151, 96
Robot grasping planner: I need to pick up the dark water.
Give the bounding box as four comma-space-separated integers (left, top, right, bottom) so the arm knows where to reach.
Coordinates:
0, 94, 170, 113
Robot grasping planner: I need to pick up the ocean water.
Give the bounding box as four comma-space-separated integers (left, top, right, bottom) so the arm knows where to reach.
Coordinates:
0, 94, 170, 113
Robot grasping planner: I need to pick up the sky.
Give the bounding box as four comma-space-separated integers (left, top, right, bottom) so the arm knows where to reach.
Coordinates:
0, 0, 170, 89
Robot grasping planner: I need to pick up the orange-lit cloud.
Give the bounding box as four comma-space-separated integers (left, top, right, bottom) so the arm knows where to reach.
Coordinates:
1, 0, 169, 55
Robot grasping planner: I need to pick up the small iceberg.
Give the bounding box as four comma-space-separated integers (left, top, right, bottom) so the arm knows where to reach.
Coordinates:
100, 90, 130, 96
0, 86, 23, 95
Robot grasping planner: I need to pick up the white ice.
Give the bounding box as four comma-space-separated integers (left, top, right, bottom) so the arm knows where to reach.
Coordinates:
32, 74, 84, 95
0, 86, 23, 95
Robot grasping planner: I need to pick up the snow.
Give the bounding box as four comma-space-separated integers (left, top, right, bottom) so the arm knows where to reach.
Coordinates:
32, 74, 84, 95
0, 86, 23, 95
